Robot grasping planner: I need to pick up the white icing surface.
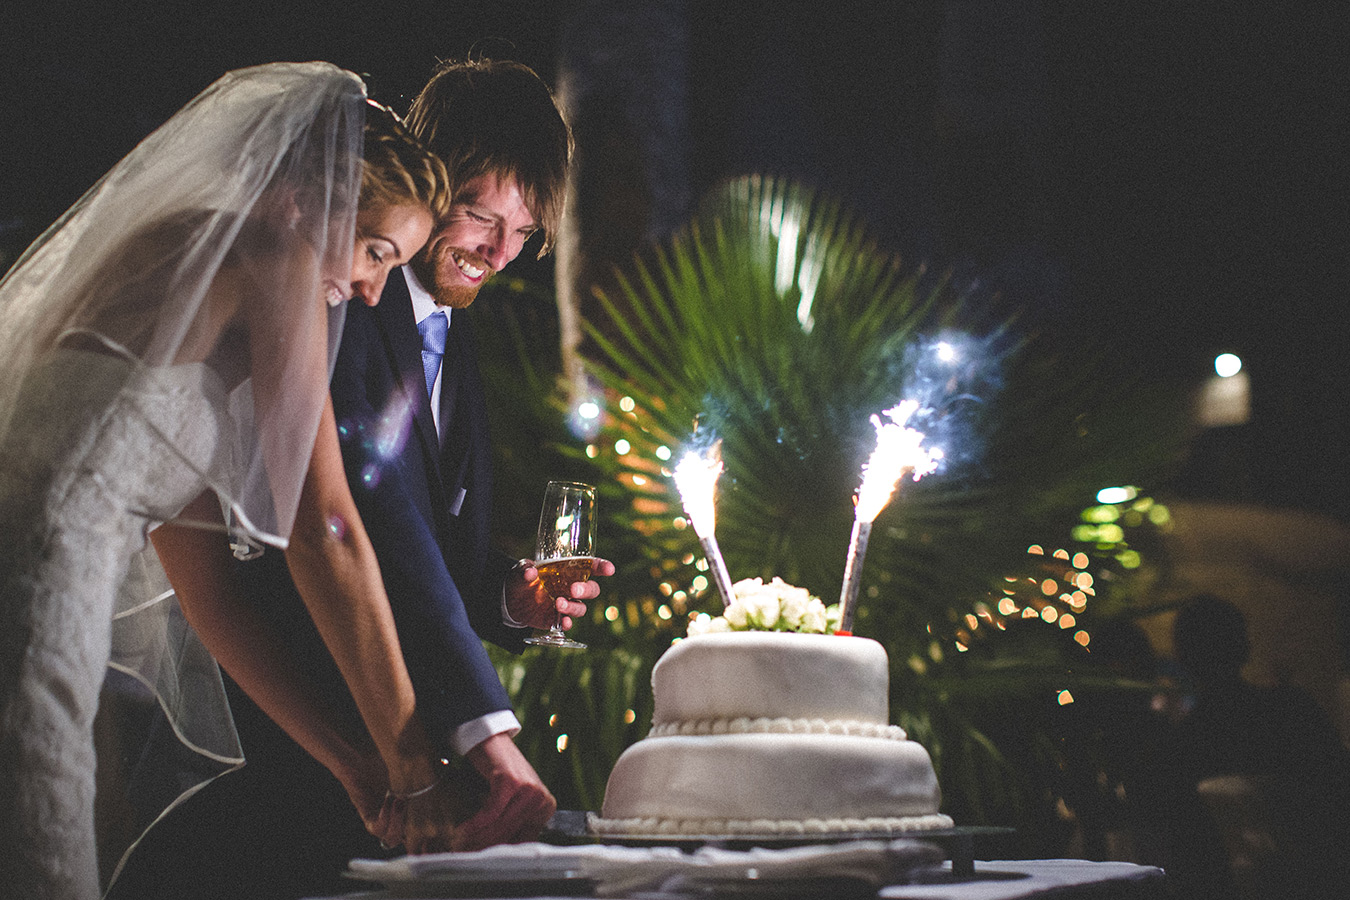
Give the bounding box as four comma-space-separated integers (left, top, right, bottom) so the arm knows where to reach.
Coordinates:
600, 733, 944, 824
652, 632, 890, 726
598, 630, 951, 837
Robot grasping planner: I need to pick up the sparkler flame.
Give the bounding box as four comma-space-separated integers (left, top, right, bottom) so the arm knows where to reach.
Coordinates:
673, 441, 737, 608
673, 443, 724, 539
853, 400, 942, 522
837, 400, 942, 634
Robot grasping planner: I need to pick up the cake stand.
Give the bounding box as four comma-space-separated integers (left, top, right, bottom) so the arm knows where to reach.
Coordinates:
543, 811, 1014, 876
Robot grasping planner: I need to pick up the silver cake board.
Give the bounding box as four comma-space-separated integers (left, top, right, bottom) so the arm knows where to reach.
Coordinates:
542, 812, 1014, 877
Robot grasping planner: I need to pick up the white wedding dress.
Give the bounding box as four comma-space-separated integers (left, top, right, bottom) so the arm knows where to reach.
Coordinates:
0, 61, 366, 900
0, 350, 233, 900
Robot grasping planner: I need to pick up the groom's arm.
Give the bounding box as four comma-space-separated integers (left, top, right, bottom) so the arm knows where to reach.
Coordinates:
329, 304, 515, 750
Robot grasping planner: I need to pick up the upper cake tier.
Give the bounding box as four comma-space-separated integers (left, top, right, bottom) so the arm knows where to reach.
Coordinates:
651, 631, 891, 728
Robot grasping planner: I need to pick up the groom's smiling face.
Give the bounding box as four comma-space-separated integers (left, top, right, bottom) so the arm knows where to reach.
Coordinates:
410, 172, 539, 309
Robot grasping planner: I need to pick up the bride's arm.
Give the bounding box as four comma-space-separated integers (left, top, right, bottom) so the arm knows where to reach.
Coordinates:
151, 492, 393, 838
154, 400, 462, 853
200, 217, 455, 851
277, 396, 458, 853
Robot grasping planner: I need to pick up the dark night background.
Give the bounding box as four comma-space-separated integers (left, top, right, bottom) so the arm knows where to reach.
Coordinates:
3, 1, 1346, 521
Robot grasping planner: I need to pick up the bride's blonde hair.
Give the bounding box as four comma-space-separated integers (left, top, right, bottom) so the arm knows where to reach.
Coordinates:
360, 101, 451, 220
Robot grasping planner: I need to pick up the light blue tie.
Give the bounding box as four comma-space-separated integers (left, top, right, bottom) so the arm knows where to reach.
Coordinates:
416, 310, 448, 399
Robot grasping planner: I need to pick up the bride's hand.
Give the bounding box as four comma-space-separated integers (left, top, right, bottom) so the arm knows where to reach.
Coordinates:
393, 779, 459, 854
389, 767, 489, 854
335, 752, 401, 847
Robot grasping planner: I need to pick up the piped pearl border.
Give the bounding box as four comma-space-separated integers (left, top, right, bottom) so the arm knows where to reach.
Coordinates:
646, 717, 908, 740
587, 811, 954, 836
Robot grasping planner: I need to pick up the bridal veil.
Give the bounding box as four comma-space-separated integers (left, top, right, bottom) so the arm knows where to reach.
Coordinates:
0, 61, 369, 885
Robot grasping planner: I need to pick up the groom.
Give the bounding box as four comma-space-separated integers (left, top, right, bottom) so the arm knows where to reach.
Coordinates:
326, 56, 609, 845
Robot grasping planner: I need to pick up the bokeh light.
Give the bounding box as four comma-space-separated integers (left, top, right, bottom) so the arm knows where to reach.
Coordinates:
1214, 353, 1242, 377
1096, 486, 1137, 504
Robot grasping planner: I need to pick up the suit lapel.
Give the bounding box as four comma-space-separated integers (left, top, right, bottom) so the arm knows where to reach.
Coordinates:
438, 316, 473, 514
438, 313, 464, 435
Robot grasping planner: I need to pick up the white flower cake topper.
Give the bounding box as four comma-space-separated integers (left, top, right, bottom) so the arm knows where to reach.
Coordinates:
687, 577, 840, 636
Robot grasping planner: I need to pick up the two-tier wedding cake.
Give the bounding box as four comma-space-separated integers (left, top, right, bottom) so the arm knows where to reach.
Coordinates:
590, 580, 952, 837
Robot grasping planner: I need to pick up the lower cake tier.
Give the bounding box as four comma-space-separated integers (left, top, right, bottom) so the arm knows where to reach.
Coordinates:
593, 732, 953, 836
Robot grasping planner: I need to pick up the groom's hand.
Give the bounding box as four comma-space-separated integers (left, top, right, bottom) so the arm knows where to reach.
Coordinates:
505, 558, 613, 631
452, 733, 556, 850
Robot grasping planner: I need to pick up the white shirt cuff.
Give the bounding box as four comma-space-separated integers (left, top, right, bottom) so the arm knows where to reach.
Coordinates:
449, 710, 521, 757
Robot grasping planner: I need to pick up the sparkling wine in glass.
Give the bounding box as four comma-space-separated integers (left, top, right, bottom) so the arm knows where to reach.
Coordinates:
525, 480, 595, 649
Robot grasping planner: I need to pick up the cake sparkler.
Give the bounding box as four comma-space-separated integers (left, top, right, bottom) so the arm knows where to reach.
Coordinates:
837, 400, 942, 634
673, 442, 737, 608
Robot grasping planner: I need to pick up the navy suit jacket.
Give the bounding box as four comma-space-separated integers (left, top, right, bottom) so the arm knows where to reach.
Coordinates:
232, 268, 521, 754
329, 268, 523, 745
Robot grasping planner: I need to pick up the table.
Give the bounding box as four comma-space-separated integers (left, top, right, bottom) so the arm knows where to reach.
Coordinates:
309, 812, 1167, 900
306, 857, 1168, 900
880, 859, 1168, 900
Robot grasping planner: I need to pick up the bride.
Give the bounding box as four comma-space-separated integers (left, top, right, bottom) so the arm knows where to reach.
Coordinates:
0, 62, 458, 899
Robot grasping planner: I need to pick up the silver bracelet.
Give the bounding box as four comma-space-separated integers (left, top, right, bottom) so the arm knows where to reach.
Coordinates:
389, 777, 440, 801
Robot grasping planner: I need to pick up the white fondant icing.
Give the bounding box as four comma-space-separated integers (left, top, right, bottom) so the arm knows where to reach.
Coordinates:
651, 632, 890, 726
597, 630, 952, 837
600, 733, 943, 823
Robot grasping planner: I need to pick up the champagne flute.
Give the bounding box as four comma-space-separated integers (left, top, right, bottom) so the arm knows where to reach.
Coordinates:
525, 480, 595, 649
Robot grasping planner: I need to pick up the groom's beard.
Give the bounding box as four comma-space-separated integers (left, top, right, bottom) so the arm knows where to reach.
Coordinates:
413, 247, 490, 309
428, 281, 481, 309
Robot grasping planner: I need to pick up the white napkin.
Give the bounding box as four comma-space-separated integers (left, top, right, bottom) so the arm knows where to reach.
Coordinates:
347, 841, 683, 882
348, 838, 944, 896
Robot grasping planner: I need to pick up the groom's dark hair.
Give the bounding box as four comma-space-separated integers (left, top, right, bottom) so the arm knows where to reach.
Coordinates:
404, 58, 572, 258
